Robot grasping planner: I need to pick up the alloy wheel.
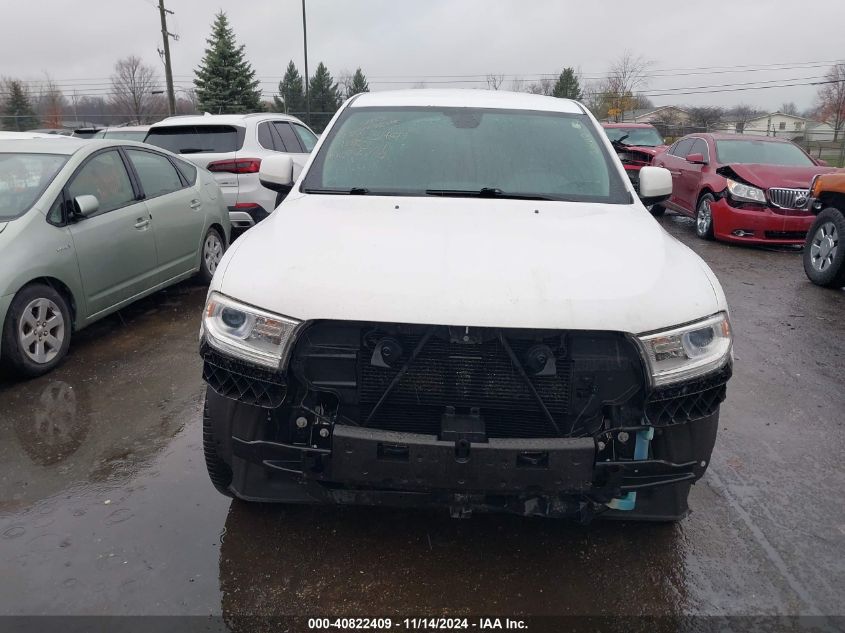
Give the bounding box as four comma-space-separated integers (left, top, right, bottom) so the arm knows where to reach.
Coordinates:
697, 198, 712, 236
809, 221, 839, 272
204, 233, 223, 275
18, 298, 65, 364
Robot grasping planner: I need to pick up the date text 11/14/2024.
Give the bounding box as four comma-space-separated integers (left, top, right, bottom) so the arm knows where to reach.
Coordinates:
307, 618, 528, 630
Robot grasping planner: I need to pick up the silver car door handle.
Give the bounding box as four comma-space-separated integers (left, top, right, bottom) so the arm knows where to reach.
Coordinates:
190, 199, 202, 209
134, 217, 150, 229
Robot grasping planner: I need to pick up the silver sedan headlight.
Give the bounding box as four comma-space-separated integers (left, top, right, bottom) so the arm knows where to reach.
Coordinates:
202, 292, 301, 369
638, 312, 732, 386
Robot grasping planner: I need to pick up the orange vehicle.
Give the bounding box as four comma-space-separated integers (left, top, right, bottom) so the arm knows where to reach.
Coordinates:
804, 173, 845, 287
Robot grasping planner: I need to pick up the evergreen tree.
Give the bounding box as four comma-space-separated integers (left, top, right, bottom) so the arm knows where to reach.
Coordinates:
348, 68, 370, 97
274, 61, 305, 113
309, 63, 342, 114
552, 68, 582, 101
2, 80, 40, 131
193, 12, 263, 113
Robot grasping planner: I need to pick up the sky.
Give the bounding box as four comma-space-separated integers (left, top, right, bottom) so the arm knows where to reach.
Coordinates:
1, 0, 843, 112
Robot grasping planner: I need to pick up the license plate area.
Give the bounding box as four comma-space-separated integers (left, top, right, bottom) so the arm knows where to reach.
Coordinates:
328, 425, 594, 492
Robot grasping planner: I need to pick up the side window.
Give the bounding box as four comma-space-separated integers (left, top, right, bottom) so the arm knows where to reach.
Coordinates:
692, 139, 709, 160
126, 149, 183, 198
257, 122, 277, 151
46, 193, 65, 226
292, 124, 318, 152
173, 157, 197, 185
67, 150, 135, 215
273, 122, 303, 153
672, 139, 694, 158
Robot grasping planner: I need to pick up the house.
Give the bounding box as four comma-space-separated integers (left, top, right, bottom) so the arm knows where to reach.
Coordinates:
619, 106, 691, 125
741, 112, 814, 139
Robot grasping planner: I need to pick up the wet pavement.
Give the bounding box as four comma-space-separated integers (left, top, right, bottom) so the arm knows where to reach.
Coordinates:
1, 213, 844, 620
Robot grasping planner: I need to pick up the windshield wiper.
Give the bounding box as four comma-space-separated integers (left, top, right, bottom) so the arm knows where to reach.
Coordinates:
179, 148, 212, 154
301, 186, 371, 195
425, 187, 553, 201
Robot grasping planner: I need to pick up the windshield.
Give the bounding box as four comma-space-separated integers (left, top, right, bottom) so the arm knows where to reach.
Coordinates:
0, 153, 68, 221
715, 140, 814, 167
144, 125, 244, 154
101, 130, 148, 141
302, 107, 628, 203
604, 127, 664, 147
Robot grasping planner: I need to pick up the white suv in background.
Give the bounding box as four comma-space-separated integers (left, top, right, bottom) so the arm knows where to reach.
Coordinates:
144, 113, 318, 231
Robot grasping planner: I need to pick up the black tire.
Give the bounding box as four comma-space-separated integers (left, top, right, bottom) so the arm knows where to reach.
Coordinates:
803, 207, 845, 288
1, 283, 72, 379
199, 227, 225, 284
695, 193, 715, 240
203, 394, 234, 497
649, 204, 666, 217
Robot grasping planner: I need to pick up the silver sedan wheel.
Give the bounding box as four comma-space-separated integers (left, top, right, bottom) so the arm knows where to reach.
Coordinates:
809, 221, 839, 272
19, 298, 65, 364
696, 198, 712, 235
203, 232, 223, 275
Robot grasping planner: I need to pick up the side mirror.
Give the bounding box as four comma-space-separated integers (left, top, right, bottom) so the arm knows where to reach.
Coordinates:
638, 166, 672, 207
73, 194, 100, 217
816, 158, 829, 167
686, 153, 707, 165
258, 155, 294, 193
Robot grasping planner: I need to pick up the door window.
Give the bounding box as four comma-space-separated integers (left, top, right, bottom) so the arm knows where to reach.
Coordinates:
272, 122, 304, 152
67, 150, 135, 214
257, 122, 277, 151
126, 149, 184, 198
292, 124, 318, 152
672, 139, 694, 158
691, 139, 709, 161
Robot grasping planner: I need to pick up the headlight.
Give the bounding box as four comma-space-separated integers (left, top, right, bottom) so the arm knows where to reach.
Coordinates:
638, 313, 732, 386
202, 292, 301, 369
726, 178, 766, 204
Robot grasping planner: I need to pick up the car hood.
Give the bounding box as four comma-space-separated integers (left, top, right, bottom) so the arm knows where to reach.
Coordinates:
215, 194, 723, 334
718, 163, 840, 189
619, 144, 666, 157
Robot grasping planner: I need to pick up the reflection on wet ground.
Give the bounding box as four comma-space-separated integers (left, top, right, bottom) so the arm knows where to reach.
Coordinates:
2, 215, 845, 619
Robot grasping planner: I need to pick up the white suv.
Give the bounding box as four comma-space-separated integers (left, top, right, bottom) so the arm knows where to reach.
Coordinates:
199, 90, 733, 523
144, 113, 318, 230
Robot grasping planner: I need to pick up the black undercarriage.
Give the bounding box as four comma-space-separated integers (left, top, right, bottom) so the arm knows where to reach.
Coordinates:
201, 321, 729, 521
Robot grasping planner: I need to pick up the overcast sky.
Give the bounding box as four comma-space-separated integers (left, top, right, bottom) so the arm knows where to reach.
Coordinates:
1, 0, 843, 111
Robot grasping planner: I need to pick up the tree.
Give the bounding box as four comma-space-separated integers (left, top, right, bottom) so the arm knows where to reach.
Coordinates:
780, 102, 799, 116
274, 60, 305, 113
2, 79, 39, 131
816, 63, 845, 141
309, 62, 342, 114
552, 68, 582, 100
603, 51, 653, 122
194, 11, 263, 114
110, 56, 160, 124
527, 78, 554, 96
727, 104, 763, 133
486, 73, 504, 91
348, 68, 370, 97
37, 74, 65, 129
688, 106, 725, 129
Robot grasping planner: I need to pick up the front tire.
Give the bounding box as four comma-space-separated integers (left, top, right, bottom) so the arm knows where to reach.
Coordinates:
695, 193, 715, 240
1, 284, 72, 379
803, 207, 845, 288
199, 227, 225, 284
649, 204, 666, 217
203, 394, 234, 497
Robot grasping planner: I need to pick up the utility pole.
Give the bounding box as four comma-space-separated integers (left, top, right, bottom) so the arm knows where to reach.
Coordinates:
157, 0, 177, 116
302, 0, 310, 125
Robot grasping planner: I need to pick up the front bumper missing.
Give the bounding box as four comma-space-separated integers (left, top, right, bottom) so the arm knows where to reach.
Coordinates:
230, 423, 706, 506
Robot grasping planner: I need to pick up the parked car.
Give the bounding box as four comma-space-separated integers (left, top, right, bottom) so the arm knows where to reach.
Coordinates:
199, 90, 733, 523
652, 134, 839, 245
26, 128, 74, 136
0, 138, 230, 378
92, 125, 150, 142
71, 127, 103, 139
803, 172, 845, 287
1, 132, 75, 141
602, 123, 667, 211
144, 113, 318, 231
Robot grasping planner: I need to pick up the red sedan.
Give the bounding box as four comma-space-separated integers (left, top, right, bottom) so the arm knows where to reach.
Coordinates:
602, 123, 667, 198
652, 133, 840, 245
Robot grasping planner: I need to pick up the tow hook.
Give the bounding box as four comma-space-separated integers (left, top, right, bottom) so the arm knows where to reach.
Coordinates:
606, 427, 655, 511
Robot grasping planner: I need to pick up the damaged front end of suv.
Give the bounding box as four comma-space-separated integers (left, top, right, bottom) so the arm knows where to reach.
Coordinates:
200, 300, 731, 522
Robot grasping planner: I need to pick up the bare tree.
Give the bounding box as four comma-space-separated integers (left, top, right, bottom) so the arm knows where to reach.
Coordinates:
485, 73, 504, 90
603, 51, 653, 121
780, 102, 798, 116
527, 77, 554, 96
110, 56, 160, 124
36, 74, 65, 128
688, 106, 725, 129
337, 69, 354, 99
816, 63, 845, 141
727, 104, 762, 133
509, 77, 525, 93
